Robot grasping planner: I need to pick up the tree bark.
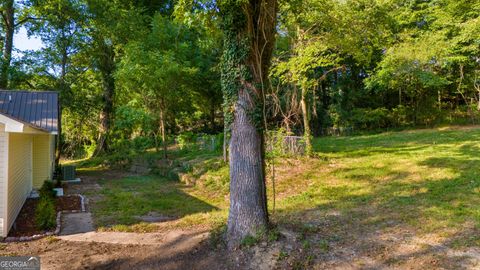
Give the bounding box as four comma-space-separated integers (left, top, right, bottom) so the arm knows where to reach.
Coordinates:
437, 90, 441, 110
223, 125, 228, 162
55, 103, 62, 168
221, 0, 277, 249
399, 88, 402, 106
227, 87, 269, 247
477, 90, 480, 111
94, 40, 115, 155
159, 99, 167, 159
301, 84, 312, 156
210, 102, 215, 131
0, 0, 14, 89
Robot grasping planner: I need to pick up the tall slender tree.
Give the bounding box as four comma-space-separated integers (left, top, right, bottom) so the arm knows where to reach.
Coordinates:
0, 0, 14, 88
86, 0, 147, 155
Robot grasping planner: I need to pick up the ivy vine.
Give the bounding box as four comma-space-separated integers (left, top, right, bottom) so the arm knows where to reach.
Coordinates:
220, 0, 261, 131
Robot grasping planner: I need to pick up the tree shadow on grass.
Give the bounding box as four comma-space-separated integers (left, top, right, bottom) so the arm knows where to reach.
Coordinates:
276, 136, 480, 269
75, 170, 220, 229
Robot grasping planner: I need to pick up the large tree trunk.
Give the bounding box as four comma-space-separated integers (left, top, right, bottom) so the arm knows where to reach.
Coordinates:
220, 0, 277, 248
94, 41, 115, 155
227, 87, 269, 247
0, 0, 14, 89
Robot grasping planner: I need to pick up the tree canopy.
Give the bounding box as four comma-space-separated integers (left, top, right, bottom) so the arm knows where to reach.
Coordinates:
0, 0, 477, 157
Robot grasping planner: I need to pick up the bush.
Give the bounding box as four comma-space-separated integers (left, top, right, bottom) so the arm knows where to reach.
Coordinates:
83, 143, 97, 158
214, 133, 224, 152
39, 181, 56, 200
132, 136, 154, 151
35, 197, 56, 230
176, 132, 197, 149
349, 107, 391, 130
390, 105, 410, 127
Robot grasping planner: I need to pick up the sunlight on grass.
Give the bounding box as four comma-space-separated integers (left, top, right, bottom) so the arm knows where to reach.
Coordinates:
77, 126, 480, 247
88, 173, 227, 231
271, 127, 480, 240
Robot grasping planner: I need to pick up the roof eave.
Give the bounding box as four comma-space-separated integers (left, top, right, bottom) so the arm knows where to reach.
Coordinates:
0, 112, 55, 134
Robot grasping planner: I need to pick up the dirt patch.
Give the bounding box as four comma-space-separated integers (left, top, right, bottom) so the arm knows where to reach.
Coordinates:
58, 228, 209, 247
55, 196, 81, 212
0, 237, 228, 270
271, 211, 480, 270
3, 221, 480, 269
9, 196, 81, 237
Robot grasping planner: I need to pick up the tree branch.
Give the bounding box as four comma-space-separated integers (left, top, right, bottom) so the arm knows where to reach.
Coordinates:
14, 16, 41, 27
1, 12, 7, 26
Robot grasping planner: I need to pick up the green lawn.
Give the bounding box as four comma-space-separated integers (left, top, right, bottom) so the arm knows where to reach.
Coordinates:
81, 149, 230, 231
82, 126, 480, 247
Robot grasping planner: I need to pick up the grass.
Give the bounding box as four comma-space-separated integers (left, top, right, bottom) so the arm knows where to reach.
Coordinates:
271, 126, 480, 248
77, 125, 480, 248
88, 174, 227, 229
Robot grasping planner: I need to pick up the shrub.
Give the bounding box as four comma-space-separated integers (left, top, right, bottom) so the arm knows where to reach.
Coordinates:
390, 105, 410, 127
39, 181, 56, 200
132, 136, 154, 151
177, 132, 197, 149
83, 143, 97, 158
214, 133, 224, 152
349, 107, 391, 130
35, 197, 56, 230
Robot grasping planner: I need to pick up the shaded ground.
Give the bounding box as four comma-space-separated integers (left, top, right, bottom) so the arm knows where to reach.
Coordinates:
0, 237, 227, 270
2, 126, 480, 269
9, 196, 81, 237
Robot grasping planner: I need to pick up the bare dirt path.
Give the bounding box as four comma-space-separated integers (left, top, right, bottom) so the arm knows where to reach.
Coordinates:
58, 229, 209, 248
1, 237, 226, 270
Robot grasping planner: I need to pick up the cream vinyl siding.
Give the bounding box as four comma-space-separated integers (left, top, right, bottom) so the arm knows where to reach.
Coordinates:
32, 134, 54, 189
7, 133, 33, 234
0, 126, 7, 236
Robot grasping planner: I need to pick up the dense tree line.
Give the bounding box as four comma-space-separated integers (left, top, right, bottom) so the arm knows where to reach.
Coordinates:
271, 0, 479, 151
0, 0, 477, 158
0, 0, 222, 157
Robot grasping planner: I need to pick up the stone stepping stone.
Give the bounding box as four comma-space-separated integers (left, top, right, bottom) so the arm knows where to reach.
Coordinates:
60, 212, 94, 235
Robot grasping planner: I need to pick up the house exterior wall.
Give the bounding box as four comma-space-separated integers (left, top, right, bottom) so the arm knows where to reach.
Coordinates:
0, 125, 7, 236
32, 134, 55, 189
6, 133, 33, 236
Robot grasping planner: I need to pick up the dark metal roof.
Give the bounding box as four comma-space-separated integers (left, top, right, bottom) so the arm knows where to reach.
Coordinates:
0, 90, 59, 133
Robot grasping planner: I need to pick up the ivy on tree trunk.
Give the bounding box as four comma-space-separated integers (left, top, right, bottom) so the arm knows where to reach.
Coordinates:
219, 0, 277, 248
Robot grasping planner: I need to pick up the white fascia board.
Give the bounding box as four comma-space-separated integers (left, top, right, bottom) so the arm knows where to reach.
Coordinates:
0, 114, 50, 134
0, 114, 24, 132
